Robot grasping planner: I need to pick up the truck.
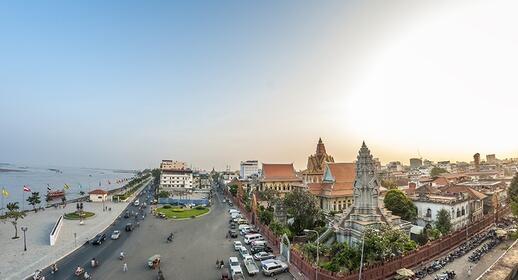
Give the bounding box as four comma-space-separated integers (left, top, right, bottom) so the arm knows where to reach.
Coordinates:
243, 255, 259, 276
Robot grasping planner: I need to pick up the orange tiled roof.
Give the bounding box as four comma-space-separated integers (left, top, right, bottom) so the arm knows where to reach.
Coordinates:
432, 177, 449, 186
310, 163, 355, 198
326, 163, 355, 183
262, 163, 300, 181
89, 189, 108, 195
441, 185, 487, 200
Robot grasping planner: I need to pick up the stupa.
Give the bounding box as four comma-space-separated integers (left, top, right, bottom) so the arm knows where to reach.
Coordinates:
336, 142, 411, 245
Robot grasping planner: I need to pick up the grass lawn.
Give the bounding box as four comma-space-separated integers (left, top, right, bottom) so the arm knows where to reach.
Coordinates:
156, 206, 209, 219
64, 211, 95, 220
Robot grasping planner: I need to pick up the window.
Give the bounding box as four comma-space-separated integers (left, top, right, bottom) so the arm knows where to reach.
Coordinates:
457, 209, 461, 218
462, 207, 465, 216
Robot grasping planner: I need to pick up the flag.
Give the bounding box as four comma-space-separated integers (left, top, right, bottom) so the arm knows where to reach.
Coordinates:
1, 188, 8, 198
99, 181, 101, 187
23, 185, 31, 192
64, 184, 70, 190
47, 184, 52, 191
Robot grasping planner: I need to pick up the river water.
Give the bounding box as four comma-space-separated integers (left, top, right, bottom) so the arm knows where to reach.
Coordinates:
0, 163, 137, 210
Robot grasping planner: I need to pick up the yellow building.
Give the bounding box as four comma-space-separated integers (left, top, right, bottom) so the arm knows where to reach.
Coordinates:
259, 163, 303, 197
307, 162, 355, 212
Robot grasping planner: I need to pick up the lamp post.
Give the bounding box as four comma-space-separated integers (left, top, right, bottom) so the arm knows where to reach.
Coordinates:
303, 229, 320, 280
21, 226, 28, 251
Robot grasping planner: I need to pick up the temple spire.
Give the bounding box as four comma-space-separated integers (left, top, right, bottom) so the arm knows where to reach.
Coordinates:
316, 137, 327, 155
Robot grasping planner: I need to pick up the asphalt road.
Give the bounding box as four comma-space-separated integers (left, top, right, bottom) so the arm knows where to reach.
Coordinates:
35, 184, 292, 280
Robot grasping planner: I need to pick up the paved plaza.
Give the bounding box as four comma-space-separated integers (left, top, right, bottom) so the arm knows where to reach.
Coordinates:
0, 180, 149, 280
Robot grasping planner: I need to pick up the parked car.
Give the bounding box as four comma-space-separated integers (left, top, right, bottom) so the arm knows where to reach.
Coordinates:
243, 255, 259, 276
233, 241, 243, 251
228, 257, 240, 271
251, 245, 273, 254
91, 233, 107, 245
228, 230, 238, 238
230, 223, 237, 229
253, 251, 275, 261
125, 223, 134, 232
124, 211, 130, 218
238, 246, 250, 258
261, 259, 288, 276
111, 230, 121, 240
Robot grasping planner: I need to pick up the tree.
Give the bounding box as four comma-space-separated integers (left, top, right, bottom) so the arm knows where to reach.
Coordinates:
152, 168, 161, 186
256, 188, 279, 208
229, 185, 238, 197
381, 178, 398, 189
258, 208, 273, 225
435, 208, 452, 235
383, 189, 417, 222
508, 173, 518, 219
430, 167, 448, 177
5, 202, 26, 239
61, 195, 67, 205
283, 188, 320, 234
158, 191, 170, 198
27, 192, 41, 212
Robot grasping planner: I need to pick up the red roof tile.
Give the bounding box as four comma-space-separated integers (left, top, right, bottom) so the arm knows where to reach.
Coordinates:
89, 189, 108, 195
262, 163, 299, 181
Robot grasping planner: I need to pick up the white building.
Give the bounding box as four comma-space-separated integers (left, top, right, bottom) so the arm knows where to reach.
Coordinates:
88, 189, 108, 202
160, 160, 187, 170
160, 169, 193, 191
240, 160, 259, 179
413, 194, 470, 231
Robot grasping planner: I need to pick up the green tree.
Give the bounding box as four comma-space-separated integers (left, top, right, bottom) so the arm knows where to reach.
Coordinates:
258, 208, 273, 225
435, 208, 452, 235
158, 191, 169, 198
151, 168, 161, 186
5, 202, 26, 239
229, 185, 238, 197
383, 189, 417, 222
508, 173, 518, 218
27, 192, 41, 212
256, 188, 279, 208
381, 178, 398, 189
283, 188, 320, 234
430, 167, 448, 177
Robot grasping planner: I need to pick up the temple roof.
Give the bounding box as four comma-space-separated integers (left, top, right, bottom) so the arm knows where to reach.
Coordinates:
310, 162, 355, 198
261, 163, 300, 182
305, 138, 334, 174
441, 185, 487, 200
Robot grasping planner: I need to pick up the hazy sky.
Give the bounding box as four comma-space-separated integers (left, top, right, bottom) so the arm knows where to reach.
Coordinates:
1, 0, 517, 170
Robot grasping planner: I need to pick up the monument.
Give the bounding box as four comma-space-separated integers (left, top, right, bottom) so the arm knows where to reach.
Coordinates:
336, 142, 411, 245
303, 138, 335, 184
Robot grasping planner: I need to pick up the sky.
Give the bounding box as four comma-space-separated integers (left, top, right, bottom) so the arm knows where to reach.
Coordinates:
1, 0, 517, 171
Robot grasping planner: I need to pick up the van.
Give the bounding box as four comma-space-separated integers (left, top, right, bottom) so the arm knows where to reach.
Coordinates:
244, 233, 264, 244
229, 209, 239, 214
261, 260, 288, 276
134, 200, 140, 206
231, 213, 241, 219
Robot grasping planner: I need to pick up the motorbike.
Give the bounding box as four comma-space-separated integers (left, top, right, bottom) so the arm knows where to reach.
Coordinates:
33, 270, 45, 280
75, 266, 85, 276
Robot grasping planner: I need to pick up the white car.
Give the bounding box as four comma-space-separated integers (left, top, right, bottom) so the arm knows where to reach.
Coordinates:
228, 256, 241, 270
233, 241, 243, 251
261, 259, 289, 276
111, 230, 121, 240
238, 246, 249, 258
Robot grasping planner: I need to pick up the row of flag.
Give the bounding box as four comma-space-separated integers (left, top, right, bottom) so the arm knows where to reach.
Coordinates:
1, 178, 131, 198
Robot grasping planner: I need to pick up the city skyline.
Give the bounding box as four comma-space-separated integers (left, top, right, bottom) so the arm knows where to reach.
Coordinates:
1, 0, 517, 170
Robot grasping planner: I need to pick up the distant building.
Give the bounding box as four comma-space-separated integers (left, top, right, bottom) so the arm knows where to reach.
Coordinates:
160, 169, 193, 192
89, 189, 108, 202
486, 154, 497, 164
410, 158, 423, 169
302, 138, 335, 184
259, 163, 303, 198
160, 160, 187, 170
240, 160, 259, 179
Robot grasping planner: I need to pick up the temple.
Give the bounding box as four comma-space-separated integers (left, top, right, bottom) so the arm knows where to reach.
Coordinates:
302, 138, 335, 184
336, 142, 412, 245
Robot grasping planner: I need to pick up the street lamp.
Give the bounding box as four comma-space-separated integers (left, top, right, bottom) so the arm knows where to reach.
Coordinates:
21, 226, 28, 251
303, 229, 320, 280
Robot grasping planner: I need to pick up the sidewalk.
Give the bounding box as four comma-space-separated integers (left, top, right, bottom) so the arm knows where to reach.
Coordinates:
0, 179, 150, 280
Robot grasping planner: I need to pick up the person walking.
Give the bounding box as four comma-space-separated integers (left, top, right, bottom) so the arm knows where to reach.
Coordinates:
123, 262, 128, 272
467, 265, 472, 277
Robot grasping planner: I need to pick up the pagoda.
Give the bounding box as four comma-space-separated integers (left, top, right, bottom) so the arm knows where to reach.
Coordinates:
336, 142, 411, 245
303, 138, 335, 183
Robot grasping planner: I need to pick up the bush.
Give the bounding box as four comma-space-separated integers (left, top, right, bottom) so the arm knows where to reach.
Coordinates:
163, 205, 172, 209
195, 206, 206, 210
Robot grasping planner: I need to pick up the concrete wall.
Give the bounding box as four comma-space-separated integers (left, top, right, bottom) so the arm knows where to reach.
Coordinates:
49, 215, 63, 246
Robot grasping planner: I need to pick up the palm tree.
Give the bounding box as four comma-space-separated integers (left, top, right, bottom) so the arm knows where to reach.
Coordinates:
6, 202, 26, 239
27, 192, 41, 212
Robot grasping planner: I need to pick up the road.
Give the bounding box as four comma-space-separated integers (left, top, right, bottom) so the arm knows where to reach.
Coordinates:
37, 183, 293, 280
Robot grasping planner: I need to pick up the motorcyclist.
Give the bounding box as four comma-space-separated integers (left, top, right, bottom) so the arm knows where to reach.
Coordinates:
84, 271, 90, 279
119, 251, 125, 260
51, 263, 58, 273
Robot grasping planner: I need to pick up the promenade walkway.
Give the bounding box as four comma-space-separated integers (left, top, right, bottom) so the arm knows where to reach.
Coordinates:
0, 179, 150, 280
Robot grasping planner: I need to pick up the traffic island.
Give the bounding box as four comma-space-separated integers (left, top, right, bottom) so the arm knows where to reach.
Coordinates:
155, 205, 209, 219
63, 211, 95, 220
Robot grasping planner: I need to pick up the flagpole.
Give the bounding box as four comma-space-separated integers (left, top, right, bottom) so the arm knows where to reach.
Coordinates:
22, 187, 25, 211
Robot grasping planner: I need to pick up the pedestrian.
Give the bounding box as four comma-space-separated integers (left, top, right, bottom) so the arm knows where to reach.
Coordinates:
468, 265, 472, 277
123, 262, 128, 272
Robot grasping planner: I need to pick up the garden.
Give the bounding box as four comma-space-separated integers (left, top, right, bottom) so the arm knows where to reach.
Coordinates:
64, 211, 95, 220
155, 205, 209, 219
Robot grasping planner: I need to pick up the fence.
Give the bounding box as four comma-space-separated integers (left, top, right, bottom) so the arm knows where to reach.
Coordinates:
224, 189, 508, 280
